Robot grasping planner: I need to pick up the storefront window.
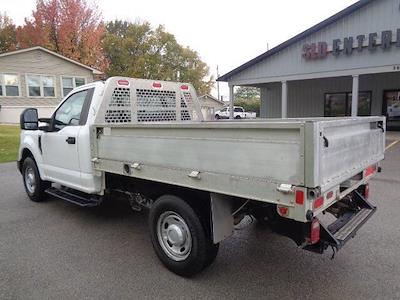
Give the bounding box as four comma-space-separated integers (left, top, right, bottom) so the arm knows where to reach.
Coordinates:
324, 93, 347, 117
384, 90, 400, 130
348, 92, 372, 116
325, 91, 371, 117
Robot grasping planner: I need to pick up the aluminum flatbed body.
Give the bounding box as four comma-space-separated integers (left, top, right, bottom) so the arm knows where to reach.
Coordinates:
91, 116, 385, 221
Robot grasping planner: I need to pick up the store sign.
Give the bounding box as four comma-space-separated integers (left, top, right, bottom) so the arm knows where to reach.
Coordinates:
302, 29, 400, 60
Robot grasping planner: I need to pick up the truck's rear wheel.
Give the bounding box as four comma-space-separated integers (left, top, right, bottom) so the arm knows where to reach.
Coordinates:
22, 157, 50, 202
149, 195, 217, 277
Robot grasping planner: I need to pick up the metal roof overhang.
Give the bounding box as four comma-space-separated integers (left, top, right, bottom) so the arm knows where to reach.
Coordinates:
217, 0, 374, 82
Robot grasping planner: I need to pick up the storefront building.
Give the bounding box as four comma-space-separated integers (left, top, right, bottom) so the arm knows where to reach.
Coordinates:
218, 0, 400, 130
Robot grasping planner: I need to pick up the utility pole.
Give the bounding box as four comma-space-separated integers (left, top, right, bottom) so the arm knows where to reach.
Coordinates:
216, 65, 220, 101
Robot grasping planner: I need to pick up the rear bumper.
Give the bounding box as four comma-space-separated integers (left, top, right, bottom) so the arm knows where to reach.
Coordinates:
304, 191, 376, 253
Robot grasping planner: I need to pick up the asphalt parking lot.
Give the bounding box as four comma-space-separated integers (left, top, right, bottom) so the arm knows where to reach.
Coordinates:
1, 138, 399, 300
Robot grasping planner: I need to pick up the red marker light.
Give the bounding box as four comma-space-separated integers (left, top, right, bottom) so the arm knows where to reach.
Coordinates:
153, 82, 162, 88
117, 79, 129, 86
295, 190, 304, 205
181, 85, 189, 90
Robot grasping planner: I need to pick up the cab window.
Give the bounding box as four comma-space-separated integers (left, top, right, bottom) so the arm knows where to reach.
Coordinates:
54, 89, 92, 130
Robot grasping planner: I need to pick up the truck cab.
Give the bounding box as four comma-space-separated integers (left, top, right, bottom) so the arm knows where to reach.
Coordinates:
18, 81, 104, 195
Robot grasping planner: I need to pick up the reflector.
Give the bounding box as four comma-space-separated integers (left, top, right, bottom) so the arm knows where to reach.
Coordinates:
277, 206, 289, 216
313, 197, 324, 210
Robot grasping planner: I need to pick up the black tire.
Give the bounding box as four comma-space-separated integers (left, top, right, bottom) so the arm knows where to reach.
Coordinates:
235, 115, 241, 119
149, 195, 214, 277
22, 157, 50, 202
215, 114, 220, 120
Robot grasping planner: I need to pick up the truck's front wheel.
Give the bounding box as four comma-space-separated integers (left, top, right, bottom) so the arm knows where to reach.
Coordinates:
149, 195, 216, 277
22, 157, 50, 202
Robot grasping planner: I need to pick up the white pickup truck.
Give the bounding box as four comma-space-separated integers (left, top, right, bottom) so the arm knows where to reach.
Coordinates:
18, 77, 385, 277
214, 106, 257, 119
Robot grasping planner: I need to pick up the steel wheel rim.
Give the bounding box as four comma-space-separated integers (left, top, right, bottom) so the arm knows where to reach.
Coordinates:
157, 211, 192, 261
24, 166, 36, 194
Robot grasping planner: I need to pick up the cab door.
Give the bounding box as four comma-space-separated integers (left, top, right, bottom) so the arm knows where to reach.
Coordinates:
41, 88, 94, 189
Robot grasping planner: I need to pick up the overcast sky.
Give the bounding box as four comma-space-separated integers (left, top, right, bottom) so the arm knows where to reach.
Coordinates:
3, 0, 358, 99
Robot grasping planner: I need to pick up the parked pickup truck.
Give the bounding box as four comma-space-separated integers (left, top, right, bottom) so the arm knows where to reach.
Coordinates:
18, 77, 385, 277
215, 106, 256, 119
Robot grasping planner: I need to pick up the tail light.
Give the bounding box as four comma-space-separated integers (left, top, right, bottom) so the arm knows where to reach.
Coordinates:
181, 85, 189, 90
360, 183, 370, 199
364, 165, 376, 177
364, 183, 370, 199
295, 190, 304, 205
310, 218, 320, 244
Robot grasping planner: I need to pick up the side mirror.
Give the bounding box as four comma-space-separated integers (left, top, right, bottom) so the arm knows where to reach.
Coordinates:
38, 117, 52, 132
20, 108, 38, 130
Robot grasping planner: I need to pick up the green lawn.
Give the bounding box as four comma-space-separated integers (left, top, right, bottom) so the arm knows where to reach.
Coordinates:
0, 125, 20, 163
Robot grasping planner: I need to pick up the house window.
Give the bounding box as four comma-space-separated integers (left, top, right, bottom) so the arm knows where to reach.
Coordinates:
43, 76, 55, 97
0, 74, 20, 97
62, 76, 86, 97
26, 75, 55, 97
27, 75, 41, 96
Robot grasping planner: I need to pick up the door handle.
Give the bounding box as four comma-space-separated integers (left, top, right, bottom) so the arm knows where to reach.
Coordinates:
65, 137, 76, 144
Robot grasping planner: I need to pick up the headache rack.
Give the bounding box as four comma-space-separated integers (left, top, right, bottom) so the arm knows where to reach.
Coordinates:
94, 77, 204, 124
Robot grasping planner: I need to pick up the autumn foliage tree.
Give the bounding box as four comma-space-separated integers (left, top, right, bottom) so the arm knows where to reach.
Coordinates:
0, 13, 17, 53
17, 0, 107, 71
